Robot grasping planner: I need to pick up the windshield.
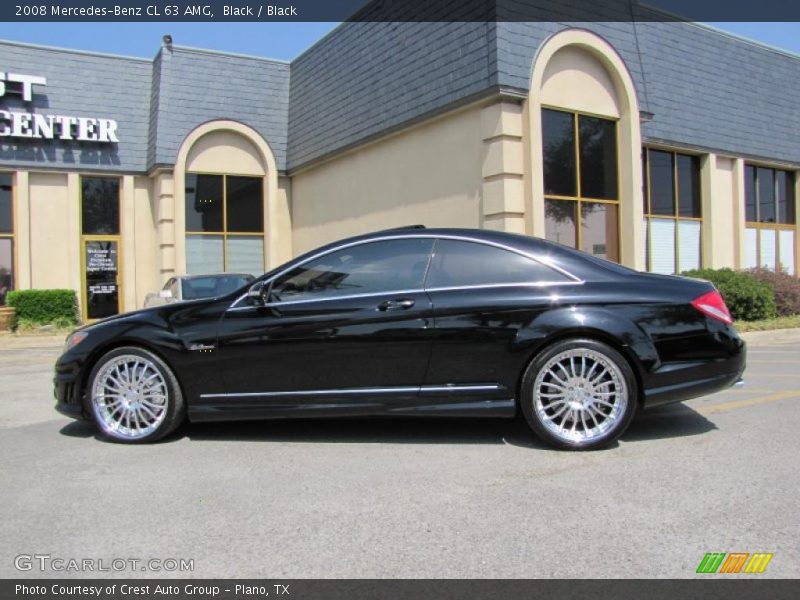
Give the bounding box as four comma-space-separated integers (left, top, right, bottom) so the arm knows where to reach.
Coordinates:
181, 275, 254, 300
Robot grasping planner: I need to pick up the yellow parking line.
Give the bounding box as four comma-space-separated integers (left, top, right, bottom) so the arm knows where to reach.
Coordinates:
744, 373, 800, 378
747, 360, 800, 364
697, 390, 800, 415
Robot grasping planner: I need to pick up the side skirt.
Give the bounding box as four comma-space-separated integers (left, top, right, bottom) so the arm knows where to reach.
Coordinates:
188, 384, 517, 422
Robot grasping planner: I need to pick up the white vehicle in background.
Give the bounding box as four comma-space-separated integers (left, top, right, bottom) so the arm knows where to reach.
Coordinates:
144, 273, 255, 308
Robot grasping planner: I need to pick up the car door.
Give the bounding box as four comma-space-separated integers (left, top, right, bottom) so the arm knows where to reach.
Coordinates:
214, 238, 436, 416
421, 238, 579, 410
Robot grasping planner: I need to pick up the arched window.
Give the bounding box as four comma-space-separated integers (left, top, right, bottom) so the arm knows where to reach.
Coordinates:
542, 107, 620, 263
185, 173, 265, 276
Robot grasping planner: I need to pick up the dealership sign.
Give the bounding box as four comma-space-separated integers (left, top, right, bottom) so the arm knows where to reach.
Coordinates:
0, 72, 119, 143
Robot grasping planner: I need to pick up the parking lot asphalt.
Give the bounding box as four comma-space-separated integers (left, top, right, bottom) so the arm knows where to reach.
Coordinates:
0, 332, 798, 579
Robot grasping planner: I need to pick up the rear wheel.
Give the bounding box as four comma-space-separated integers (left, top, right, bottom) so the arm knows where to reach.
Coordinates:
85, 346, 184, 443
520, 338, 637, 450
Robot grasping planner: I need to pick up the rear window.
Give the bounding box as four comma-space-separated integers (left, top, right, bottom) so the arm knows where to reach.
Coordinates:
425, 239, 571, 288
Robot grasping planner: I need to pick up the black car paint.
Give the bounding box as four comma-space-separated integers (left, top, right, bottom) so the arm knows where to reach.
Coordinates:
55, 229, 746, 424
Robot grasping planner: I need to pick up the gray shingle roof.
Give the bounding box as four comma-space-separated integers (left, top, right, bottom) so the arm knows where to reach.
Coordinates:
1, 19, 798, 175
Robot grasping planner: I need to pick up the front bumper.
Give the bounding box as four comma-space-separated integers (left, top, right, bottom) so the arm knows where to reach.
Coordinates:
54, 353, 87, 420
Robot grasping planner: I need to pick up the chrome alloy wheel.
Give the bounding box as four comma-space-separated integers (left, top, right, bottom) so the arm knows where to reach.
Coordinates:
91, 354, 169, 440
533, 348, 628, 444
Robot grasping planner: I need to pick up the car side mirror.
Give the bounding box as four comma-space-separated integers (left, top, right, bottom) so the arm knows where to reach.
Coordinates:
247, 281, 271, 306
158, 289, 172, 299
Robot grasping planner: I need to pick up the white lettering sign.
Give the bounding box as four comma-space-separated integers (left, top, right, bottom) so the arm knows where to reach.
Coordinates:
0, 72, 119, 143
0, 72, 47, 101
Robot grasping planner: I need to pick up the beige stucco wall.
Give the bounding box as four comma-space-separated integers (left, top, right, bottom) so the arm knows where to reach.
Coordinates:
701, 154, 738, 269
132, 175, 160, 307
15, 170, 159, 315
186, 130, 265, 176
290, 106, 484, 255
540, 45, 621, 118
28, 172, 75, 290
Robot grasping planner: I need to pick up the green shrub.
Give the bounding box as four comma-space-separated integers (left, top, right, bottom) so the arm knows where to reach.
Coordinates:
680, 268, 777, 321
746, 268, 800, 317
6, 289, 79, 326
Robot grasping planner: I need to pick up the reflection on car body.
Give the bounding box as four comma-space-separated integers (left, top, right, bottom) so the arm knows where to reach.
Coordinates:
144, 273, 255, 307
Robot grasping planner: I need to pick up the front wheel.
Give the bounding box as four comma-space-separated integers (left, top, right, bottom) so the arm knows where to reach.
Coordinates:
85, 346, 185, 443
520, 338, 637, 450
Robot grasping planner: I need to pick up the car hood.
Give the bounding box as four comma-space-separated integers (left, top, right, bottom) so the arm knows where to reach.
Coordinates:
73, 297, 221, 334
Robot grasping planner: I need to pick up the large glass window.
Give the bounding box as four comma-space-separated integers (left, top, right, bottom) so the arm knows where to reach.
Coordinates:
80, 177, 121, 320
642, 149, 702, 274
271, 239, 434, 302
81, 177, 120, 235
543, 108, 620, 263
185, 174, 265, 276
0, 173, 13, 305
744, 165, 796, 274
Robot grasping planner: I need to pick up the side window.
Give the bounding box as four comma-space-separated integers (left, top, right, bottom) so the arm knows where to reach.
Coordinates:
271, 238, 434, 302
426, 240, 570, 288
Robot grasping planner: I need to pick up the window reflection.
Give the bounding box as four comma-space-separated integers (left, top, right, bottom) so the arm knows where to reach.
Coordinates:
542, 109, 576, 197
545, 199, 577, 248
579, 116, 618, 200
81, 177, 120, 235
185, 174, 265, 275
272, 239, 434, 302
581, 203, 619, 263
542, 109, 619, 262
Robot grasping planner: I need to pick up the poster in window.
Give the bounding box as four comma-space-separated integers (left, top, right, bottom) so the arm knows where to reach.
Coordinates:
84, 241, 119, 319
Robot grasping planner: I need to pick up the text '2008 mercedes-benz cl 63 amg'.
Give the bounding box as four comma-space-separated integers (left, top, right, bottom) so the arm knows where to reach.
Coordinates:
55, 227, 745, 450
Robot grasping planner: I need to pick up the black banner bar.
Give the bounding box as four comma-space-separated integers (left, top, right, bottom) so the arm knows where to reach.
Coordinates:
2, 1, 800, 23
3, 580, 800, 600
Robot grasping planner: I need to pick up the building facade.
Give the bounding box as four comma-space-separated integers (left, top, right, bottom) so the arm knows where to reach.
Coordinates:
0, 18, 798, 321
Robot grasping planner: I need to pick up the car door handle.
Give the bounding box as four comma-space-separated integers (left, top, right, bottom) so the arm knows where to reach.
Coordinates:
378, 298, 415, 311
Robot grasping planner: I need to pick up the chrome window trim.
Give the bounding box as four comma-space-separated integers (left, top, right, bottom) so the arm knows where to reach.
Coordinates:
227, 288, 423, 311
424, 281, 583, 293
199, 383, 502, 399
228, 233, 583, 311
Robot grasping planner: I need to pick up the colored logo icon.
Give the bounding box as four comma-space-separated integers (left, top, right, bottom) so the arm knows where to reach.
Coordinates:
696, 552, 773, 574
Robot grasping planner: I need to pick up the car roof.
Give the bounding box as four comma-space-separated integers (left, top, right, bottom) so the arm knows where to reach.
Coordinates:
285, 227, 635, 282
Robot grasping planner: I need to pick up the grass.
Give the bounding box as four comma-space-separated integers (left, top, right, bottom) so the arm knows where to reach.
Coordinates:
13, 317, 78, 336
735, 314, 800, 332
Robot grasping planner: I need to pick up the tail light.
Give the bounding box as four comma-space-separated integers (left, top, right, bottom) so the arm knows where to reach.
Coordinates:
691, 290, 733, 325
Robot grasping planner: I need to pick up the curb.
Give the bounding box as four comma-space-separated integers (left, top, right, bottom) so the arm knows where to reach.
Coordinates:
739, 328, 800, 347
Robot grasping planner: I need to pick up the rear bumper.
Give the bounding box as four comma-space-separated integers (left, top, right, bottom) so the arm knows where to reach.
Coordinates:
643, 368, 744, 408
642, 338, 746, 408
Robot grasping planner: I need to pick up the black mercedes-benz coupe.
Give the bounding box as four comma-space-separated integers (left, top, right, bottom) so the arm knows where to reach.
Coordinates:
55, 227, 745, 450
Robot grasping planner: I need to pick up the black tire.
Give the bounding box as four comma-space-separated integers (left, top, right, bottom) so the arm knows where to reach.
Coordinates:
84, 346, 185, 444
520, 338, 637, 450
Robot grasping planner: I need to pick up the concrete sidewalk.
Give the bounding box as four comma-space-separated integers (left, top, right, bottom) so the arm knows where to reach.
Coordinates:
0, 333, 67, 349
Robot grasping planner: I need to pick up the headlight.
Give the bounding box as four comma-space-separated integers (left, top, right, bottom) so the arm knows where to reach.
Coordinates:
64, 331, 89, 352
